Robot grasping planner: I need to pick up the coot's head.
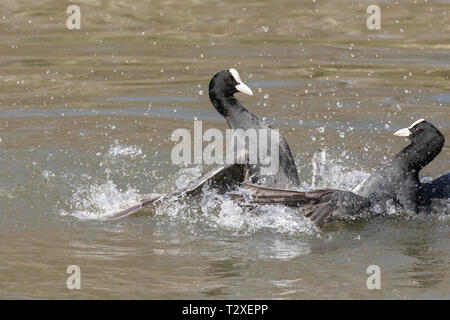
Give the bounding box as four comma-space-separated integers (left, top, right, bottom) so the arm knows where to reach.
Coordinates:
394, 119, 445, 168
209, 68, 253, 98
394, 119, 444, 144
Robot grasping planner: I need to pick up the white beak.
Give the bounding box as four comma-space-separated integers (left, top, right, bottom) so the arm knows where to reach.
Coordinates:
394, 128, 411, 137
235, 82, 254, 96
229, 68, 254, 96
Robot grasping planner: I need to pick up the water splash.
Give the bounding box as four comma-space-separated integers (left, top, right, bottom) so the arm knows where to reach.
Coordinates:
107, 140, 142, 158
155, 185, 318, 236
175, 165, 203, 189
63, 148, 367, 231
311, 149, 370, 190
62, 142, 146, 220
61, 180, 141, 220
64, 147, 448, 228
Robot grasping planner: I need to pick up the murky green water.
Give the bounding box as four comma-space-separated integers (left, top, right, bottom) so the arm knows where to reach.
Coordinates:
0, 0, 449, 299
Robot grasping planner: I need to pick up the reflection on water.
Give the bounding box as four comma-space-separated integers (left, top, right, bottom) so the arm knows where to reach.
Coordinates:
71, 241, 139, 260
398, 224, 447, 289
255, 239, 312, 260
0, 0, 449, 299
208, 257, 247, 280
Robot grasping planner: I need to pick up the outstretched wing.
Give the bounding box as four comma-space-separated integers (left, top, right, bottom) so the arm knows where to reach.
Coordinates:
107, 195, 163, 220
305, 190, 371, 225
107, 163, 246, 220
231, 183, 341, 226
230, 182, 333, 206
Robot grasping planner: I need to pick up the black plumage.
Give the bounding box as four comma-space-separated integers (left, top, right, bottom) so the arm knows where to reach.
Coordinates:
208, 69, 301, 189
306, 120, 446, 225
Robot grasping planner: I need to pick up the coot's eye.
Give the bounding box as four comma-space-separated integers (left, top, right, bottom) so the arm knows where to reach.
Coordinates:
416, 127, 422, 132
225, 78, 232, 83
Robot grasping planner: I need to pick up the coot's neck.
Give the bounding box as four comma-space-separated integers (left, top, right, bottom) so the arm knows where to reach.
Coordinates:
209, 90, 258, 130
393, 134, 445, 172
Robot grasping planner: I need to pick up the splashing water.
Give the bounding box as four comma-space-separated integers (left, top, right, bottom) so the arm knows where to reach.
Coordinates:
107, 140, 142, 158
61, 142, 146, 220
63, 148, 368, 233
175, 166, 203, 189
64, 147, 448, 230
311, 149, 370, 190
155, 185, 318, 236
61, 180, 142, 220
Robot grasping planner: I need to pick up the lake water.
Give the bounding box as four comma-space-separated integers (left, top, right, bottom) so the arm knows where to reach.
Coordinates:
0, 0, 449, 299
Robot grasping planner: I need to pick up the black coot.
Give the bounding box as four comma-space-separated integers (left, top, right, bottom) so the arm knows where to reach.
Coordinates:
209, 69, 300, 189
307, 119, 446, 225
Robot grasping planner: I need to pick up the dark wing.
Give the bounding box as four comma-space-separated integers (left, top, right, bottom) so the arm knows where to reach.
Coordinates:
421, 172, 450, 200
230, 182, 340, 226
230, 182, 333, 206
107, 163, 246, 220
305, 190, 371, 226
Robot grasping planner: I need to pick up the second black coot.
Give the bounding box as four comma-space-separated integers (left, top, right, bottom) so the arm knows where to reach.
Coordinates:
307, 119, 446, 224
